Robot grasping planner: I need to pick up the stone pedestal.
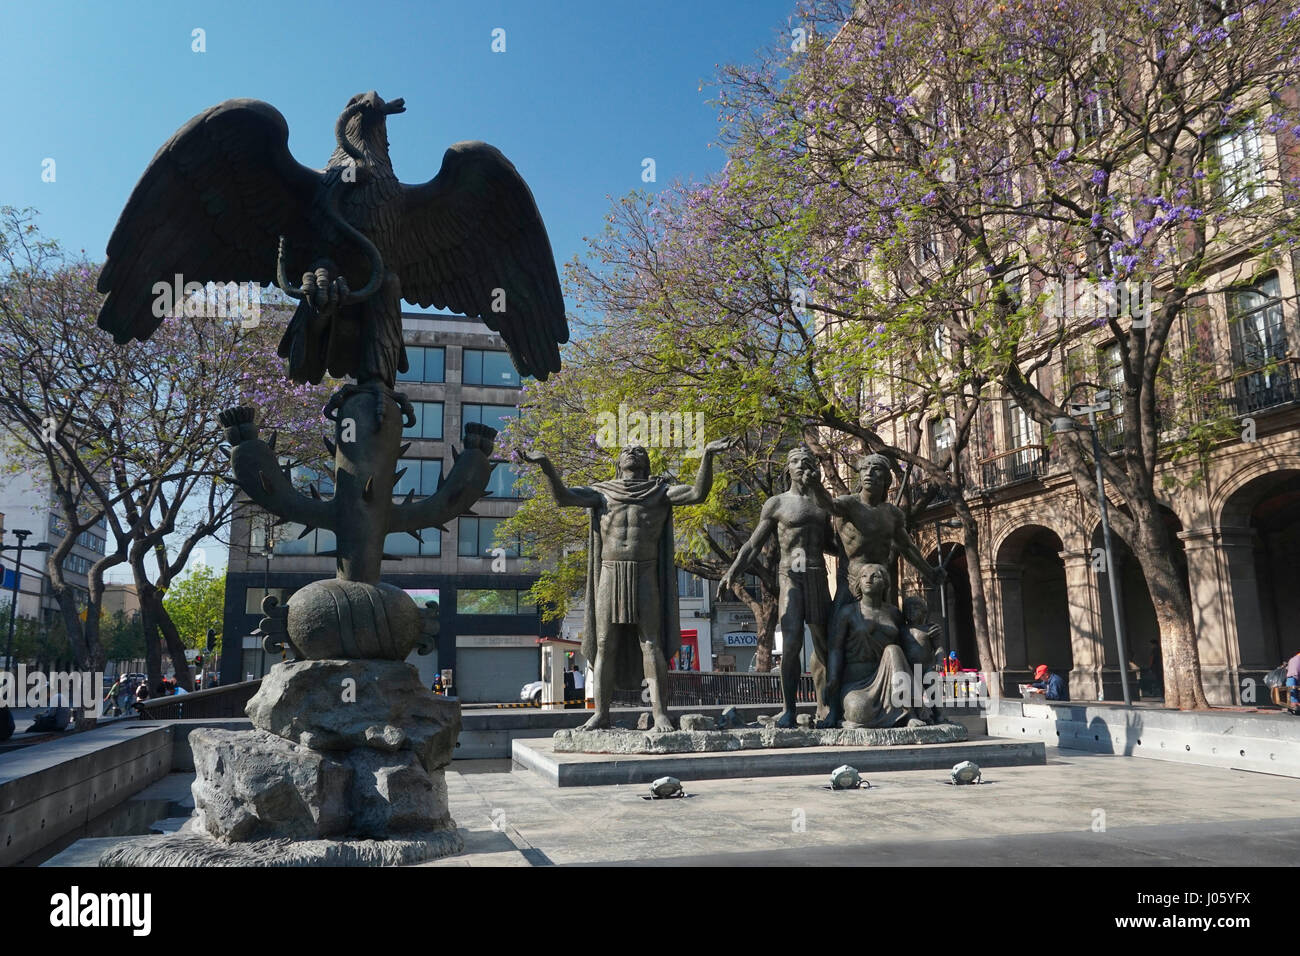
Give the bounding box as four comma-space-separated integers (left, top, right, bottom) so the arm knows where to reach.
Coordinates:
100, 659, 463, 867
554, 722, 969, 754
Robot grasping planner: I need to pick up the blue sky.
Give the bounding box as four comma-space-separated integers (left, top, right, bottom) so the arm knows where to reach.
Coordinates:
1, 0, 802, 578
2, 0, 799, 278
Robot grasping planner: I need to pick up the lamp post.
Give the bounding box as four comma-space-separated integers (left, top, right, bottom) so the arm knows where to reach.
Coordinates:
930, 517, 963, 645
2, 530, 52, 675
1051, 382, 1133, 707
256, 513, 279, 675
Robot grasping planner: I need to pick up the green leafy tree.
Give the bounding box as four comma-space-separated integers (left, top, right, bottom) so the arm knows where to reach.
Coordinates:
100, 609, 147, 662
502, 320, 816, 672
162, 563, 225, 651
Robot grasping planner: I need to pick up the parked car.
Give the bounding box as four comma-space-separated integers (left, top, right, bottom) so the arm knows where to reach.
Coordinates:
520, 680, 543, 704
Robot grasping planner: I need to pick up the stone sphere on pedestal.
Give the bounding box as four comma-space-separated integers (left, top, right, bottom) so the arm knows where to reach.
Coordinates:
285, 578, 421, 660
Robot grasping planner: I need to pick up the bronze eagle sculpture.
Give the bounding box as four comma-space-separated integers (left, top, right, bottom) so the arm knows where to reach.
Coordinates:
96, 91, 568, 388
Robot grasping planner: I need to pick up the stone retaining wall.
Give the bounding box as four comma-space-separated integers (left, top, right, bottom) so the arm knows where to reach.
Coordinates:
0, 724, 173, 866
984, 698, 1300, 777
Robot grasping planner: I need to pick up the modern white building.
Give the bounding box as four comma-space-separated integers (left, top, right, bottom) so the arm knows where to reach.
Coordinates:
0, 445, 108, 623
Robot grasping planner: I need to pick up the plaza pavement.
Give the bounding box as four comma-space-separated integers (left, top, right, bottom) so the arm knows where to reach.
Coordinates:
38, 745, 1300, 866
425, 750, 1300, 866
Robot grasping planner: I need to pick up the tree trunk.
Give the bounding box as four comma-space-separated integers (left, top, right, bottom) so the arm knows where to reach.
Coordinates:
958, 515, 999, 700
52, 586, 91, 672
753, 596, 778, 673
733, 586, 779, 673
154, 596, 194, 691
137, 591, 165, 694
1132, 513, 1208, 710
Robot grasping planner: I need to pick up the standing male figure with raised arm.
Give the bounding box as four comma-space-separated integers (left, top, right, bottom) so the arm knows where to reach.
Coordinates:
521, 440, 731, 731
720, 447, 835, 727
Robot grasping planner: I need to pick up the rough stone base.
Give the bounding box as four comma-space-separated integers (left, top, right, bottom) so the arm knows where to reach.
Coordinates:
189, 727, 454, 841
553, 723, 967, 754
247, 659, 459, 772
98, 827, 463, 867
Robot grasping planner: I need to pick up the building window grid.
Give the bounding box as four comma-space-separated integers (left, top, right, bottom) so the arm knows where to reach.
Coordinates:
396, 346, 446, 384
677, 569, 704, 599
458, 588, 536, 615
1078, 83, 1111, 141
1227, 273, 1291, 410
403, 402, 445, 441
394, 458, 443, 498
463, 349, 521, 388
382, 529, 442, 558
1006, 403, 1039, 474
485, 462, 522, 500
461, 404, 520, 436
1214, 120, 1265, 211
457, 516, 519, 558
1098, 341, 1126, 450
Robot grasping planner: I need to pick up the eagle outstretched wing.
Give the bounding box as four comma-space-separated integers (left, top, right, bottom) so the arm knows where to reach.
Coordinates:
97, 99, 326, 344
395, 142, 568, 380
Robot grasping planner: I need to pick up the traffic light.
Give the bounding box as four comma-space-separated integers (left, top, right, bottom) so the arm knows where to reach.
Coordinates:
195, 653, 204, 669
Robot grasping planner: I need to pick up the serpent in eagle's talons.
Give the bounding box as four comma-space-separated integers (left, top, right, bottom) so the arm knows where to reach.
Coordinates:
323, 382, 413, 431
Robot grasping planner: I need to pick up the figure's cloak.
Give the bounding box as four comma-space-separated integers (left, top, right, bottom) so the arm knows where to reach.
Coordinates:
582, 477, 681, 691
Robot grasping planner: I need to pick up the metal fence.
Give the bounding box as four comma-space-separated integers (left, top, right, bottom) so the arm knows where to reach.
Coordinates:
1220, 358, 1298, 415
135, 679, 262, 720
978, 444, 1048, 490
611, 671, 816, 708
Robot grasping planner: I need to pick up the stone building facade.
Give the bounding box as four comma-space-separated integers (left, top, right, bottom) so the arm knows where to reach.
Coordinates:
892, 266, 1300, 707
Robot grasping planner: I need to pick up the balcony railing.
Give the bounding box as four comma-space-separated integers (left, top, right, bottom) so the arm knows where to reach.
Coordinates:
1094, 415, 1126, 453
977, 444, 1048, 491
1218, 357, 1299, 416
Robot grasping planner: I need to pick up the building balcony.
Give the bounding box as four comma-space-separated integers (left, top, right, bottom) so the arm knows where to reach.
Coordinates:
977, 444, 1048, 492
1216, 357, 1299, 417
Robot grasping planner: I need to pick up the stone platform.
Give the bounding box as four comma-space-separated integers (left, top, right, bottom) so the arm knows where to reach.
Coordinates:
514, 735, 1046, 787
553, 722, 967, 754
97, 826, 462, 867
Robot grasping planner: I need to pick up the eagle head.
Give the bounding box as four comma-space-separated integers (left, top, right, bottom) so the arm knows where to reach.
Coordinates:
347, 90, 406, 118
335, 91, 405, 167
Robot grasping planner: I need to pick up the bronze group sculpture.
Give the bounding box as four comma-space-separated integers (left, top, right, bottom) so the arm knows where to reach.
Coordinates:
523, 442, 730, 732
814, 455, 942, 728
713, 449, 945, 732
94, 93, 568, 864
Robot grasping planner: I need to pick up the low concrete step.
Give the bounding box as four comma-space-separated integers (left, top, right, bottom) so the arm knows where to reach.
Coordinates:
148, 816, 191, 834
513, 735, 1044, 787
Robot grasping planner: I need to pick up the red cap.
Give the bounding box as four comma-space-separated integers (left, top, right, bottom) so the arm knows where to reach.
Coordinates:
1034, 665, 1049, 679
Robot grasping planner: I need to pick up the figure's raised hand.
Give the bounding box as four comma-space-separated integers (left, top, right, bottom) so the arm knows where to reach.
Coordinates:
718, 569, 737, 595
518, 448, 548, 465
704, 436, 734, 456
462, 421, 497, 455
